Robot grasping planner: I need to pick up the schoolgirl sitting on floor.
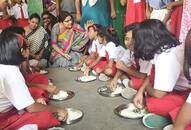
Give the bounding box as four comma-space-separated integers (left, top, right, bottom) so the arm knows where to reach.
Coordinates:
0, 31, 67, 130
84, 27, 125, 81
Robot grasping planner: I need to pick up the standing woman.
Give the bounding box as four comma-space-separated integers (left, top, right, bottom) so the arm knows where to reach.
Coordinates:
112, 0, 126, 46
120, 0, 146, 27
75, 0, 116, 28
50, 11, 89, 67
27, 0, 43, 17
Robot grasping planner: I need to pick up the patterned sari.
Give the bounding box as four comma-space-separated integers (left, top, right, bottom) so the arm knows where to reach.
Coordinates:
50, 23, 89, 67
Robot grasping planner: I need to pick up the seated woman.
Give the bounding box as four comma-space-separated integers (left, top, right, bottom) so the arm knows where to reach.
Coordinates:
41, 10, 57, 65
24, 13, 49, 69
0, 31, 67, 130
50, 11, 89, 67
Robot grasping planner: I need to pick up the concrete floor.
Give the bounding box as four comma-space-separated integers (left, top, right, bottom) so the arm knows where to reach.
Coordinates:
48, 68, 161, 130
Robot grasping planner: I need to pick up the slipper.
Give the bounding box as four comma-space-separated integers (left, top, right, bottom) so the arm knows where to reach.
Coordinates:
142, 113, 172, 129
80, 63, 86, 72
163, 124, 173, 130
98, 73, 110, 82
76, 75, 97, 83
111, 85, 124, 95
121, 87, 137, 99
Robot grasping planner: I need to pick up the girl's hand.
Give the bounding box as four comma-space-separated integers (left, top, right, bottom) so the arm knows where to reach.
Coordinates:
84, 67, 90, 76
36, 98, 47, 105
48, 85, 60, 95
84, 20, 94, 31
133, 90, 144, 109
57, 108, 68, 121
111, 10, 116, 19
63, 53, 71, 61
110, 79, 118, 91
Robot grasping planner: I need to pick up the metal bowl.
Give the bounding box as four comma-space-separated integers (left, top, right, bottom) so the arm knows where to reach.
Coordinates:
49, 90, 75, 101
97, 86, 121, 97
61, 108, 84, 125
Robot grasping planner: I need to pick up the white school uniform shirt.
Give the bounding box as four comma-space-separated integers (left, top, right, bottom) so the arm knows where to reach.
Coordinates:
139, 59, 152, 75
104, 41, 119, 60
186, 93, 191, 104
115, 45, 126, 62
119, 49, 135, 67
151, 46, 183, 92
119, 49, 152, 74
0, 64, 34, 113
88, 38, 103, 54
98, 45, 106, 57
11, 3, 29, 19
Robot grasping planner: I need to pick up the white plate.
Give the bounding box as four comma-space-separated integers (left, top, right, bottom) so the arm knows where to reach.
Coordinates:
49, 90, 75, 101
60, 108, 83, 125
114, 103, 147, 119
76, 75, 97, 83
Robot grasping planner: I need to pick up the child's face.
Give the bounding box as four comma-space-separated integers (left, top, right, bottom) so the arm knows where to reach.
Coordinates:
124, 30, 134, 50
97, 35, 106, 45
88, 27, 97, 40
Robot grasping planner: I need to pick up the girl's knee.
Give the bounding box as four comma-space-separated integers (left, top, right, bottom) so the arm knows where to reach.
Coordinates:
104, 68, 113, 76
116, 61, 124, 69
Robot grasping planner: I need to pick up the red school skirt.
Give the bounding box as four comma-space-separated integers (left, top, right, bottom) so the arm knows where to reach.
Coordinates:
0, 108, 60, 130
16, 19, 29, 28
0, 19, 13, 30
170, 5, 183, 39
124, 0, 146, 26
93, 51, 117, 77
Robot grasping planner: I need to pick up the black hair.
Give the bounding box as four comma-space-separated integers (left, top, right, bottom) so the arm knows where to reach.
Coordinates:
97, 27, 120, 46
41, 10, 51, 17
124, 22, 139, 34
88, 24, 102, 32
58, 11, 73, 23
183, 29, 191, 81
0, 31, 24, 65
29, 13, 41, 22
133, 19, 180, 60
3, 26, 25, 35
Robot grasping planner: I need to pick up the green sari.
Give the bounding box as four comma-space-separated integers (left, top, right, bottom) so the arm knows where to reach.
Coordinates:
27, 0, 44, 17
112, 1, 126, 47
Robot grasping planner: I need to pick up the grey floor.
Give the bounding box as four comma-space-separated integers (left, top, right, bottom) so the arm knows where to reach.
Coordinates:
48, 68, 161, 130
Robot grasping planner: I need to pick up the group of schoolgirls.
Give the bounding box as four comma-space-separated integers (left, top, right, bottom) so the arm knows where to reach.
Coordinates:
77, 18, 191, 130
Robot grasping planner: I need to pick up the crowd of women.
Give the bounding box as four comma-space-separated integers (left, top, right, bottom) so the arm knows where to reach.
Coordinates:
0, 0, 191, 130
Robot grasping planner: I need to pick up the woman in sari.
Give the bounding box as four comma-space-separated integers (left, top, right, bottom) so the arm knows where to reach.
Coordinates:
24, 13, 49, 68
50, 11, 89, 67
